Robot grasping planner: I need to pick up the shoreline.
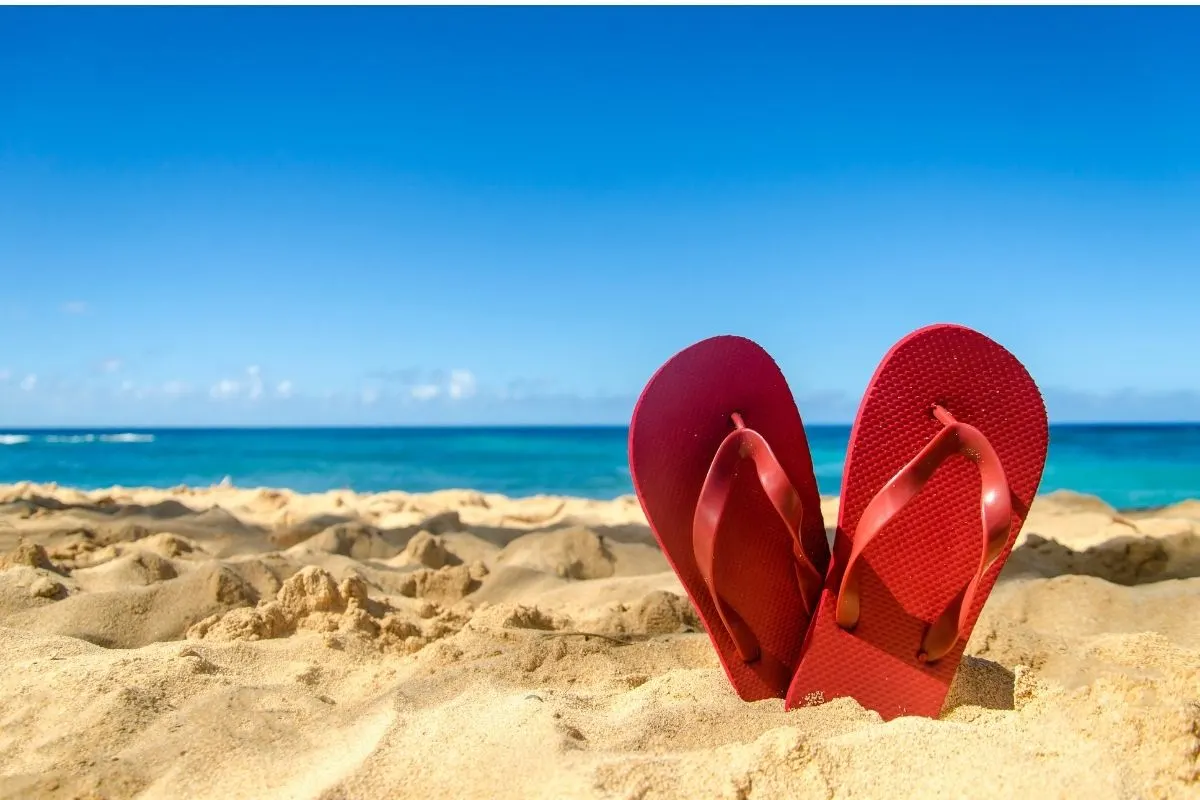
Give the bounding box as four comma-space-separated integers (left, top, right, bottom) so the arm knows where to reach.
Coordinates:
3, 479, 1198, 517
1, 482, 1197, 797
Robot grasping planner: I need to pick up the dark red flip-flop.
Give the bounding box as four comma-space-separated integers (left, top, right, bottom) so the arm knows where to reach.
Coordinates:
786, 324, 1048, 720
629, 336, 830, 701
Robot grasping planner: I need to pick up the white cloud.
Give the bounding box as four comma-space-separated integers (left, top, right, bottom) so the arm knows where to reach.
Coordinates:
112, 380, 190, 401
61, 301, 88, 315
246, 365, 263, 401
208, 367, 265, 401
410, 384, 440, 401
275, 380, 294, 399
448, 369, 477, 400
369, 366, 481, 403
101, 358, 123, 373
19, 374, 36, 392
361, 387, 380, 406
209, 379, 240, 400
119, 380, 153, 400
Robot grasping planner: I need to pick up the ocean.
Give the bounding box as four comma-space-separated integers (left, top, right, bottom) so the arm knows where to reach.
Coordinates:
1, 425, 1198, 511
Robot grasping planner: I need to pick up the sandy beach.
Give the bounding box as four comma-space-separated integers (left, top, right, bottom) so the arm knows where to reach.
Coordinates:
0, 482, 1197, 799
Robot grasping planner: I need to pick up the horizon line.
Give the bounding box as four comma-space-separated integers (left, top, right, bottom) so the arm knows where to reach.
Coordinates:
4, 420, 1200, 432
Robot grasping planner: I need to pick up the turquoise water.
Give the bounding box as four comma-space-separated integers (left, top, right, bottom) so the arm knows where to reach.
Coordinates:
1, 425, 1198, 511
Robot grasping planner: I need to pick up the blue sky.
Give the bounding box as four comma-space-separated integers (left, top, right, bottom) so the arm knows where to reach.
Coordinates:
1, 7, 1198, 426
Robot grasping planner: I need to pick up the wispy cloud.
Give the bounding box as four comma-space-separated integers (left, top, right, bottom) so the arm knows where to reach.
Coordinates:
19, 374, 37, 392
374, 367, 479, 403
365, 367, 423, 384
246, 365, 263, 401
112, 379, 192, 401
275, 380, 294, 399
361, 387, 380, 405
209, 378, 240, 400
118, 379, 152, 400
1043, 387, 1200, 423
61, 301, 88, 315
207, 366, 267, 402
0, 369, 10, 382
496, 377, 555, 401
447, 369, 477, 400
162, 381, 192, 398
410, 384, 440, 401
100, 358, 123, 374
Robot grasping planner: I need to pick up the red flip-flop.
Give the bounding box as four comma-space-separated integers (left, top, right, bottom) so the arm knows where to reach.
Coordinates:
629, 336, 830, 701
786, 324, 1048, 720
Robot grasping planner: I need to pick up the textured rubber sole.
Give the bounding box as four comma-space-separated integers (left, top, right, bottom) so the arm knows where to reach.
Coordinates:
786, 324, 1048, 719
629, 336, 829, 700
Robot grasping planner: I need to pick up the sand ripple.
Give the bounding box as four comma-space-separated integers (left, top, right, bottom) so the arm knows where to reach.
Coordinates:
0, 483, 1197, 798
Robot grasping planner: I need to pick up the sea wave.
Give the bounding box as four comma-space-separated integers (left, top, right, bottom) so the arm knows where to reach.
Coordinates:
98, 433, 155, 443
24, 433, 157, 445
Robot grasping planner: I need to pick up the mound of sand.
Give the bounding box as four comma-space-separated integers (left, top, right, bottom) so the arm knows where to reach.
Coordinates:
0, 483, 1197, 799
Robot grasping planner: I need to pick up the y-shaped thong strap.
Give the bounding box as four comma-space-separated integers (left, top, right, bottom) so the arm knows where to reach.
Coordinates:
834, 405, 1013, 663
692, 413, 823, 681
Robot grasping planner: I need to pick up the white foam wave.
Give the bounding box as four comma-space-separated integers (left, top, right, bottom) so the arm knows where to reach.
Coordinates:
98, 433, 155, 443
39, 433, 156, 444
0, 435, 30, 445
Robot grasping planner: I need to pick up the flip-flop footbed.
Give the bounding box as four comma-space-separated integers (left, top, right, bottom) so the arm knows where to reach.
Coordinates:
786, 324, 1048, 719
630, 336, 830, 700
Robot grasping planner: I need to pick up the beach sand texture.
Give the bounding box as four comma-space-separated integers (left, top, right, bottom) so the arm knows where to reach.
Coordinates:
0, 483, 1197, 799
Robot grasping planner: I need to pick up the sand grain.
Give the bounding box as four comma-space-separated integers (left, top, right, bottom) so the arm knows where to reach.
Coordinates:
0, 483, 1197, 799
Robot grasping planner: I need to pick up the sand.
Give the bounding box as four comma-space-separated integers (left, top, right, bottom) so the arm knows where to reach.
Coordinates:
0, 482, 1197, 799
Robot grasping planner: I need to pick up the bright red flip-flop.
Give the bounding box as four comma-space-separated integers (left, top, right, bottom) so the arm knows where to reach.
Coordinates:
629, 336, 830, 701
786, 324, 1048, 720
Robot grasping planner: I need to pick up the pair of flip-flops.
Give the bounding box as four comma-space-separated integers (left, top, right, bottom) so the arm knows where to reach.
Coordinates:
628, 324, 1048, 720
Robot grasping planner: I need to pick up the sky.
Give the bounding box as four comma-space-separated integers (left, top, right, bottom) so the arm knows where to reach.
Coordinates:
1, 7, 1199, 427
